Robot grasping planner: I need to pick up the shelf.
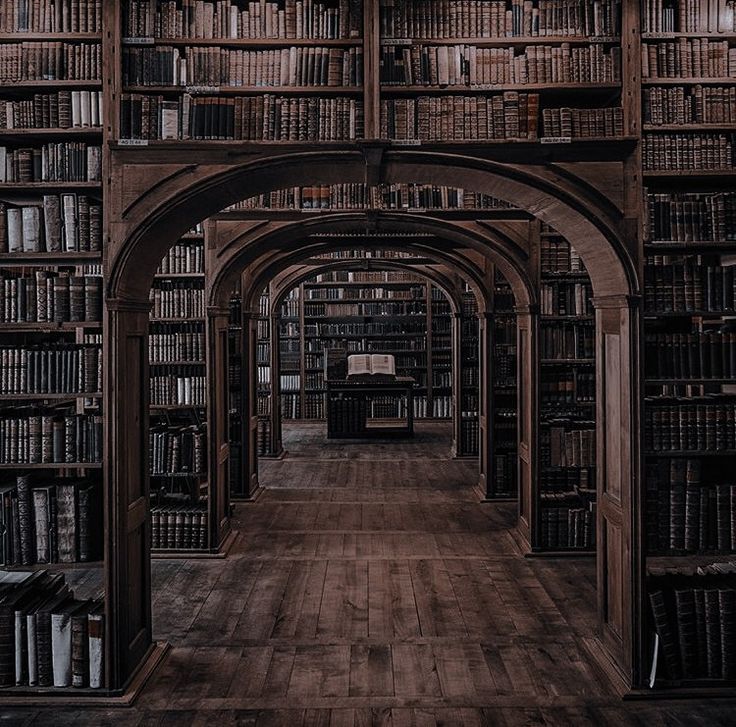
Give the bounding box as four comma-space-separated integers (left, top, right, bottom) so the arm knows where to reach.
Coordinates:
0, 321, 102, 331
644, 310, 734, 318
0, 462, 102, 469
645, 241, 736, 251
149, 317, 206, 323
0, 127, 103, 141
643, 124, 736, 132
123, 85, 363, 96
642, 77, 736, 86
149, 360, 206, 366
0, 252, 102, 265
541, 359, 595, 365
153, 272, 204, 279
0, 559, 103, 572
0, 181, 102, 191
0, 80, 102, 90
150, 404, 206, 411
642, 31, 736, 39
381, 35, 620, 47
381, 82, 622, 93
645, 451, 736, 457
647, 554, 736, 571
0, 392, 102, 400
645, 378, 735, 384
0, 32, 101, 41
122, 37, 363, 48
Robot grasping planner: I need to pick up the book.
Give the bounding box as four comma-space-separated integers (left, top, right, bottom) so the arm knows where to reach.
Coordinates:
347, 353, 396, 378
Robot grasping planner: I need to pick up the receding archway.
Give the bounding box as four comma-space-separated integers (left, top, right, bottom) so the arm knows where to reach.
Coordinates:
104, 154, 641, 691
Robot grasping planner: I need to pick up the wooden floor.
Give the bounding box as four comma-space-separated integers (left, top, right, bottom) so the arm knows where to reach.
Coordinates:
11, 423, 736, 725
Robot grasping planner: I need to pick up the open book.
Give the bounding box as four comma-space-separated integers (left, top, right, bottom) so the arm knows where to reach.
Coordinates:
347, 354, 396, 378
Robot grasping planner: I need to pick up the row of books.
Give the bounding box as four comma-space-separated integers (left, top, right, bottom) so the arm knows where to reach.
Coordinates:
151, 505, 208, 550
645, 332, 736, 379
379, 43, 621, 85
305, 287, 423, 301
300, 392, 324, 418
492, 452, 517, 494
149, 330, 205, 363
0, 475, 98, 566
378, 0, 621, 39
642, 133, 736, 172
122, 45, 363, 87
380, 93, 539, 140
540, 237, 585, 273
642, 0, 736, 33
642, 40, 736, 80
256, 416, 271, 455
0, 144, 102, 183
644, 401, 736, 452
649, 571, 735, 681
540, 281, 593, 316
326, 394, 366, 435
149, 284, 205, 319
280, 392, 301, 419
0, 571, 104, 689
124, 0, 363, 40
0, 195, 102, 254
149, 374, 206, 407
545, 426, 595, 467
646, 459, 735, 554
149, 424, 206, 476
311, 270, 419, 283
540, 467, 594, 491
646, 191, 736, 243
541, 105, 623, 138
644, 86, 736, 127
541, 371, 594, 403
459, 418, 479, 456
541, 322, 594, 360
304, 321, 427, 336
120, 93, 364, 140
0, 0, 102, 33
280, 373, 300, 392
0, 273, 102, 324
158, 241, 204, 275
0, 345, 101, 395
644, 261, 736, 313
0, 91, 103, 131
0, 42, 101, 83
0, 412, 102, 465
540, 503, 596, 549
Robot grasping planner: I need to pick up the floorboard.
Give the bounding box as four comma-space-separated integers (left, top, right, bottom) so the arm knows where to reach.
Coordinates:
17, 422, 736, 725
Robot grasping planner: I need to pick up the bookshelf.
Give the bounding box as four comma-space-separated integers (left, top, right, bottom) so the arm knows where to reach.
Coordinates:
535, 227, 597, 553
639, 0, 736, 691
148, 224, 227, 554
0, 3, 107, 694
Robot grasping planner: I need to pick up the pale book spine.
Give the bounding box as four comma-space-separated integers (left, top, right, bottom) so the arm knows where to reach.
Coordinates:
51, 611, 73, 687
26, 613, 38, 685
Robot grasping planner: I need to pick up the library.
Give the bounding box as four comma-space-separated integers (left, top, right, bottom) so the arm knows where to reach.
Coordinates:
0, 0, 735, 724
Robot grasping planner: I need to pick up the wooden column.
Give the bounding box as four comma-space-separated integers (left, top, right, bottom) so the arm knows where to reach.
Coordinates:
206, 305, 232, 549
478, 311, 494, 497
103, 298, 153, 689
269, 311, 284, 456
593, 294, 643, 689
515, 305, 539, 553
451, 311, 462, 456
241, 308, 260, 497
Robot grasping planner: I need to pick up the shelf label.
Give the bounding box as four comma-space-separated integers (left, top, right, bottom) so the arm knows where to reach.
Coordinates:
392, 139, 421, 146
117, 138, 149, 146
643, 32, 675, 39
123, 36, 155, 45
382, 38, 412, 46
540, 136, 572, 144
590, 36, 619, 43
185, 85, 220, 94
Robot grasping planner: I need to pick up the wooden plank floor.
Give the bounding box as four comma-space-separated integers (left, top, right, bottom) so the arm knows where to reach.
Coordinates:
12, 423, 736, 725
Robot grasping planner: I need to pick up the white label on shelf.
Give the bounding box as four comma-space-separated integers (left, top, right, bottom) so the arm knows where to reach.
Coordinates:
540, 136, 572, 144
123, 36, 155, 45
117, 139, 149, 146
382, 39, 412, 46
392, 139, 421, 146
590, 36, 619, 43
185, 85, 220, 94
644, 32, 675, 39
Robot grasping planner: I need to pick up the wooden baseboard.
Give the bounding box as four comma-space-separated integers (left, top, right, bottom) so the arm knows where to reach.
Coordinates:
259, 449, 285, 460
0, 641, 169, 706
524, 549, 596, 558
231, 485, 265, 502
151, 529, 239, 560
581, 637, 630, 698
507, 524, 531, 556
473, 483, 518, 503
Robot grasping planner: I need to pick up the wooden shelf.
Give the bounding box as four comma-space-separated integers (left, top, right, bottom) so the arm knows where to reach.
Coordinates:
381, 82, 622, 93
149, 360, 205, 366
0, 32, 101, 41
0, 127, 103, 141
123, 85, 363, 96
0, 182, 102, 191
0, 321, 102, 331
0, 392, 102, 400
0, 80, 102, 90
642, 77, 736, 85
0, 462, 102, 469
0, 252, 102, 264
643, 124, 736, 131
122, 37, 363, 47
381, 35, 621, 47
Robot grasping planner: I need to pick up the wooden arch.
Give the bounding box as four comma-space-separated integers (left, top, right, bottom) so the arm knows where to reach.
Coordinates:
104, 148, 642, 693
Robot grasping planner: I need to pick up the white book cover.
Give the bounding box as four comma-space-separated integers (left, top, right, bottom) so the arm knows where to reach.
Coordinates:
26, 612, 38, 685
21, 206, 42, 252
50, 607, 74, 687
6, 208, 23, 252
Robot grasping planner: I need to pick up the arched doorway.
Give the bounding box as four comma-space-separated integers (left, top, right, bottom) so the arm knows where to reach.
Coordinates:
104, 151, 641, 690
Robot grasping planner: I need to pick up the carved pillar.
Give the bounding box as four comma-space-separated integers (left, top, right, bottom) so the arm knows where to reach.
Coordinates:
103, 298, 153, 689
478, 311, 494, 497
269, 311, 284, 457
206, 305, 232, 549
514, 304, 539, 552
593, 294, 643, 689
